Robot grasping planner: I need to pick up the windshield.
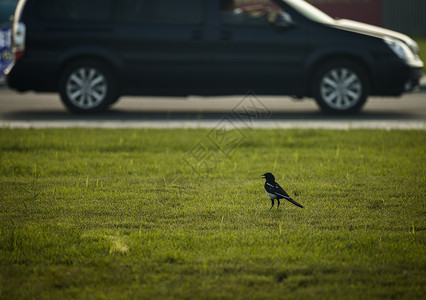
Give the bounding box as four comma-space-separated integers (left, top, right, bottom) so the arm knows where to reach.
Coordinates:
281, 0, 335, 24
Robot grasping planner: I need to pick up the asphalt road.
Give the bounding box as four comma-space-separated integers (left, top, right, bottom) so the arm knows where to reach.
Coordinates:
0, 85, 425, 129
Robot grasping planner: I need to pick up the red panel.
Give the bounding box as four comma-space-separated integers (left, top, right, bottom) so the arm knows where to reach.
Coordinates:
307, 0, 382, 26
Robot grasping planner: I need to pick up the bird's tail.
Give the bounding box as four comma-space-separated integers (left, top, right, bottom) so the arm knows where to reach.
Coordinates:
283, 196, 304, 208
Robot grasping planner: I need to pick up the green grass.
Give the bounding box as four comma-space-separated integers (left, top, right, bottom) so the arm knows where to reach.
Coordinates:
0, 128, 425, 299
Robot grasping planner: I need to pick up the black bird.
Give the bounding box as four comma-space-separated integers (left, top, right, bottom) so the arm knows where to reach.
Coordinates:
261, 172, 304, 210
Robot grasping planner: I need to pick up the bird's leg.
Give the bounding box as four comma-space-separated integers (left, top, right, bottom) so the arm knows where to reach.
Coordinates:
277, 199, 280, 210
269, 199, 274, 211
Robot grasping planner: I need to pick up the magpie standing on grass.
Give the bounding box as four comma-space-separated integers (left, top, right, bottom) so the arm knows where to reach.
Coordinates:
261, 173, 304, 210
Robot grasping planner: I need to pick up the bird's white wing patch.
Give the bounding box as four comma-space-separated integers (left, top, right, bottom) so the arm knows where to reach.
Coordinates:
266, 191, 278, 199
266, 183, 274, 187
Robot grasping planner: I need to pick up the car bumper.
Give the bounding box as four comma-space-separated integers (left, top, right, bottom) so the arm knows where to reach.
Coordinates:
371, 58, 423, 96
5, 59, 58, 92
403, 68, 423, 92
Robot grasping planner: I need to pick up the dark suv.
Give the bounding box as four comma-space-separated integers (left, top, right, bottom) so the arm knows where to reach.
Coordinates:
5, 0, 424, 113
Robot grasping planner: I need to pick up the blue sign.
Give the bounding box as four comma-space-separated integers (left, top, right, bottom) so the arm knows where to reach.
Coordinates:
0, 26, 12, 79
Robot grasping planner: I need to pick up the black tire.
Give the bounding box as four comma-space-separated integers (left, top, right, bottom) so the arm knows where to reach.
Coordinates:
312, 60, 369, 113
59, 59, 119, 113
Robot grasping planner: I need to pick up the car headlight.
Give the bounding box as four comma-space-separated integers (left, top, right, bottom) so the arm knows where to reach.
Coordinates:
384, 37, 414, 61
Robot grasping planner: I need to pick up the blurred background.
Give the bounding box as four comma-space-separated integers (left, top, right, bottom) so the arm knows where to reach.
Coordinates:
308, 0, 425, 37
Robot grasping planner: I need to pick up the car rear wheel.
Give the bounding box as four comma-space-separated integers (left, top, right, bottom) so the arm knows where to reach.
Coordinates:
312, 60, 369, 113
59, 60, 118, 113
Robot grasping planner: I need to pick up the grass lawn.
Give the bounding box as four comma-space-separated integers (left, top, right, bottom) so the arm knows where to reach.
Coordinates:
0, 128, 425, 299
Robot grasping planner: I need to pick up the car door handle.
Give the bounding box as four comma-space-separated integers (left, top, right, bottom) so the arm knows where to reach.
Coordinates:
192, 30, 203, 40
220, 30, 232, 40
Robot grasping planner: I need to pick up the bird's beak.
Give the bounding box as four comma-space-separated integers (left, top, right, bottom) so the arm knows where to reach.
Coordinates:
261, 174, 266, 178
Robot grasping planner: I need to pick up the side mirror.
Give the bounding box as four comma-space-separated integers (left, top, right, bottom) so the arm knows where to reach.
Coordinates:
274, 12, 295, 28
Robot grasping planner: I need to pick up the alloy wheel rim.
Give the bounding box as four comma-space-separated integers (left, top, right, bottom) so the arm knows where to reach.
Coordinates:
66, 67, 107, 109
320, 67, 362, 110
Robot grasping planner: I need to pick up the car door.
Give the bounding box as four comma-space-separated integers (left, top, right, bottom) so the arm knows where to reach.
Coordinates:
113, 0, 214, 95
210, 0, 312, 95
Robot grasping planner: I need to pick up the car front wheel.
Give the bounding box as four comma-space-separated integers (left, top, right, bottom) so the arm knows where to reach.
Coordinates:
59, 60, 118, 113
312, 60, 369, 113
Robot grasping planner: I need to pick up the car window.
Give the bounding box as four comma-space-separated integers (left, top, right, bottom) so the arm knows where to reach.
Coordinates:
221, 0, 282, 27
36, 0, 114, 22
115, 0, 205, 25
